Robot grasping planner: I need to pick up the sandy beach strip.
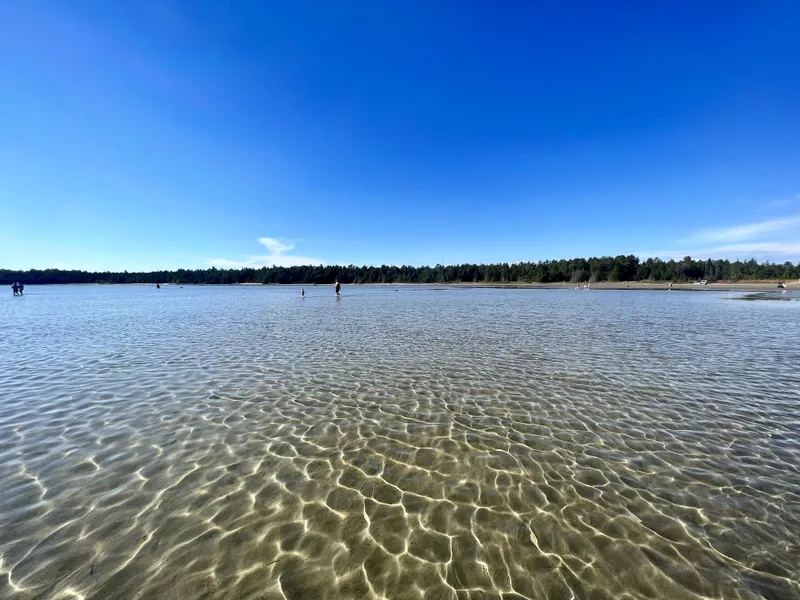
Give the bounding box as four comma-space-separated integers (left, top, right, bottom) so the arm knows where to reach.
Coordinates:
402, 281, 799, 292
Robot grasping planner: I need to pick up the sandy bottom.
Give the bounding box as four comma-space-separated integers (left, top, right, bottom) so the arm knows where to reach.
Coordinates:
1, 285, 798, 600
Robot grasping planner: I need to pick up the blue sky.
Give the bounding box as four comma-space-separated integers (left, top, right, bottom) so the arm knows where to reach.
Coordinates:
1, 1, 798, 271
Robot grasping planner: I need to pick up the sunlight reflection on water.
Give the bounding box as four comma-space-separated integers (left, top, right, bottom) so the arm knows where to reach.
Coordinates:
1, 285, 798, 599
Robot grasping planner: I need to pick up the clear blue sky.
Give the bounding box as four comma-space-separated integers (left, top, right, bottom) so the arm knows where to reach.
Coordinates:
1, 1, 799, 271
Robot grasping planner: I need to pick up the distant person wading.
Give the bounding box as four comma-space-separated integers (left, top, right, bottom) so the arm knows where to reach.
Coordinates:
334, 280, 341, 297
11, 282, 23, 296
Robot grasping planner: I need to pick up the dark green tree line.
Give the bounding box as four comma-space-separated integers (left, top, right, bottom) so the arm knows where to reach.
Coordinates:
2, 256, 798, 286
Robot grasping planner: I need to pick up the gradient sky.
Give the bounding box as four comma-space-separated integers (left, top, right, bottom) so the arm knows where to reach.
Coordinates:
1, 1, 799, 271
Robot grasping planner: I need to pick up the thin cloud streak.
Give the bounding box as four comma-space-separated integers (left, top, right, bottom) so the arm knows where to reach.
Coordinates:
638, 242, 800, 262
681, 215, 800, 245
647, 203, 800, 262
208, 238, 323, 268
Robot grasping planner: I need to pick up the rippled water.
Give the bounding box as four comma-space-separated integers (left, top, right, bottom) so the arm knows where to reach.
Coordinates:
1, 285, 799, 600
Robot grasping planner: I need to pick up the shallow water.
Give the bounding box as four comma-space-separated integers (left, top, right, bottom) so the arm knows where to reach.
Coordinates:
1, 285, 799, 600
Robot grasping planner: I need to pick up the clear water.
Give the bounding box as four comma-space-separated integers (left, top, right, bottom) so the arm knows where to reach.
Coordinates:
1, 285, 799, 600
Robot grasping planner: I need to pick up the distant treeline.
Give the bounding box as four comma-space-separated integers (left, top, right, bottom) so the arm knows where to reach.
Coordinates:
2, 256, 799, 286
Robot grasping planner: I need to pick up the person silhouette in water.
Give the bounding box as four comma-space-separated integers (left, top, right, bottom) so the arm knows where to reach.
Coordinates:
11, 282, 19, 296
17, 282, 24, 295
334, 280, 341, 297
301, 288, 305, 299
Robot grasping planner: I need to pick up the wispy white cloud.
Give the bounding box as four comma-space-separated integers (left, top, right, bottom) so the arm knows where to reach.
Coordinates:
208, 238, 323, 268
639, 201, 800, 262
258, 237, 294, 255
680, 215, 800, 245
639, 242, 800, 262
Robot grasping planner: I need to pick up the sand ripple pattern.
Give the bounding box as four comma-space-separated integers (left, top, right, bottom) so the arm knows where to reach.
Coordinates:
1, 286, 799, 600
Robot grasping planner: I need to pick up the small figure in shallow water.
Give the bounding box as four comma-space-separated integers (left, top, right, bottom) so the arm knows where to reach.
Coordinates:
11, 282, 19, 296
17, 282, 24, 295
334, 280, 341, 297
301, 288, 305, 299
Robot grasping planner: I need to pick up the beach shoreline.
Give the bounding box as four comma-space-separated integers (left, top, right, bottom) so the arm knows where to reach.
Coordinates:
327, 281, 797, 292
395, 281, 798, 291
12, 281, 797, 292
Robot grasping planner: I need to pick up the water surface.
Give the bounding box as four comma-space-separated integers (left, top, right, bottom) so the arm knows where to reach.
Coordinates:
1, 285, 799, 600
